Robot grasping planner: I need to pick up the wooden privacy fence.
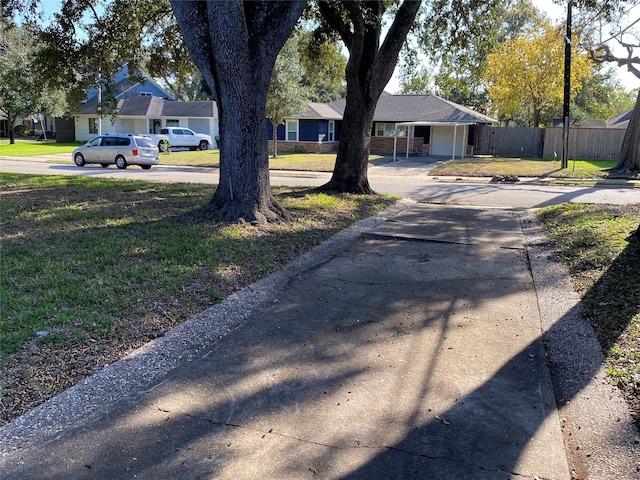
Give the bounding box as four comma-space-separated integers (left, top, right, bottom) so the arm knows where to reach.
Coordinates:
474, 127, 543, 157
542, 127, 625, 160
474, 126, 625, 159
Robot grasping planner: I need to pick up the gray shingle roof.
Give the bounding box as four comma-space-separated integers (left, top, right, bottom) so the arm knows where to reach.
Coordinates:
299, 102, 342, 119
161, 101, 217, 118
325, 92, 497, 124
77, 96, 217, 118
607, 110, 632, 129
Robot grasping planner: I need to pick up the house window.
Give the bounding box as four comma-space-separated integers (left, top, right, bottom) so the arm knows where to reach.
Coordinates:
166, 119, 179, 127
328, 121, 335, 141
139, 92, 153, 97
286, 120, 298, 141
375, 123, 405, 137
88, 118, 99, 134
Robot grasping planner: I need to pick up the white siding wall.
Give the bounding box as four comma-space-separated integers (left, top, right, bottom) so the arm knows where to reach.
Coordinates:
74, 115, 116, 142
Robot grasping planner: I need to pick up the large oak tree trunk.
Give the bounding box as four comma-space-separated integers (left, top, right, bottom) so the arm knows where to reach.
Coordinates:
170, 0, 305, 223
612, 89, 640, 176
324, 78, 377, 193
318, 0, 421, 194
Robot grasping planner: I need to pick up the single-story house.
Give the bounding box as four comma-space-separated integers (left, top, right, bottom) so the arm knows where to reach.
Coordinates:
268, 92, 498, 157
71, 95, 219, 144
1, 110, 58, 139
60, 65, 219, 144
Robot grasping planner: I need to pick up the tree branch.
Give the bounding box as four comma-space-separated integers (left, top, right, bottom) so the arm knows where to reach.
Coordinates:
592, 43, 640, 79
318, 1, 353, 49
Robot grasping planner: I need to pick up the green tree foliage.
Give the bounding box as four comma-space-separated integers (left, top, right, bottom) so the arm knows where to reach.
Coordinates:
397, 43, 433, 94
297, 29, 346, 102
484, 21, 593, 126
576, 0, 640, 174
267, 34, 311, 158
0, 24, 67, 143
31, 0, 196, 112
571, 69, 637, 120
403, 0, 544, 110
417, 0, 529, 109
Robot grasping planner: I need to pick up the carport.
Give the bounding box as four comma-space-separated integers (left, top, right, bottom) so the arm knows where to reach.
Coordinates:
393, 121, 476, 161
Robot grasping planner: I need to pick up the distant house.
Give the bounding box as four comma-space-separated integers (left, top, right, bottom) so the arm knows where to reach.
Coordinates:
607, 110, 632, 129
60, 65, 218, 144
267, 92, 498, 157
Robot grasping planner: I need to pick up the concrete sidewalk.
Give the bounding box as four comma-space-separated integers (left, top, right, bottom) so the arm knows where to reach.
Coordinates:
1, 203, 637, 479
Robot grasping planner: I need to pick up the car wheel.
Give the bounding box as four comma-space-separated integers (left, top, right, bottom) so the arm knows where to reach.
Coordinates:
101, 163, 109, 168
198, 140, 209, 151
73, 153, 85, 167
141, 165, 152, 170
115, 155, 128, 169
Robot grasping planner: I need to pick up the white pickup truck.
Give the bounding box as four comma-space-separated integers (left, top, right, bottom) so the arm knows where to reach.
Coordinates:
145, 127, 213, 152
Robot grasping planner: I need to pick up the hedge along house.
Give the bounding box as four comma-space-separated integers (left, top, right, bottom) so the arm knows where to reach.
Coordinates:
268, 92, 497, 156
63, 65, 219, 144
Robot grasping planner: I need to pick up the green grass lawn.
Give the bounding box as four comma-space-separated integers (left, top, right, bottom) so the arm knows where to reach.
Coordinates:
430, 157, 621, 179
0, 140, 78, 156
538, 203, 640, 425
0, 173, 396, 423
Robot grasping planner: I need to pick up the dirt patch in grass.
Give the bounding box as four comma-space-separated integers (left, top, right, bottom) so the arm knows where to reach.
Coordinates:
0, 174, 396, 425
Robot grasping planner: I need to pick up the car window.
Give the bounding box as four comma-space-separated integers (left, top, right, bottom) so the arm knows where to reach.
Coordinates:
184, 129, 194, 136
160, 128, 168, 134
173, 129, 183, 135
116, 137, 131, 146
89, 137, 102, 147
101, 137, 117, 146
135, 137, 155, 148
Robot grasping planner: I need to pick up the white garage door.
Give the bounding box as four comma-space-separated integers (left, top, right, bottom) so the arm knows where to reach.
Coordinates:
431, 125, 467, 157
188, 119, 210, 135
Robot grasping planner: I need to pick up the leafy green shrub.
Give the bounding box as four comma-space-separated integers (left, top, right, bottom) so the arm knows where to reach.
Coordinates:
14, 125, 29, 136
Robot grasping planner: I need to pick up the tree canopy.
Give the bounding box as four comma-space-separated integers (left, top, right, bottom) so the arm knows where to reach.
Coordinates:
403, 0, 544, 111
574, 0, 640, 173
485, 21, 593, 126
0, 23, 67, 143
30, 0, 196, 112
266, 33, 311, 158
296, 28, 347, 102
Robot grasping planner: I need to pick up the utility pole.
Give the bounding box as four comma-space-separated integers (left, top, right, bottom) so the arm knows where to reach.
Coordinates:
562, 1, 572, 169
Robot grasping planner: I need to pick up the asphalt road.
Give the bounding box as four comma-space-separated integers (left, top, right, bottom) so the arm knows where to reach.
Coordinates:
1, 158, 638, 208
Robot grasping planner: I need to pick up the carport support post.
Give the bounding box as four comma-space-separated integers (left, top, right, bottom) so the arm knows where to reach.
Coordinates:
393, 130, 398, 161
452, 124, 457, 161
405, 125, 411, 159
